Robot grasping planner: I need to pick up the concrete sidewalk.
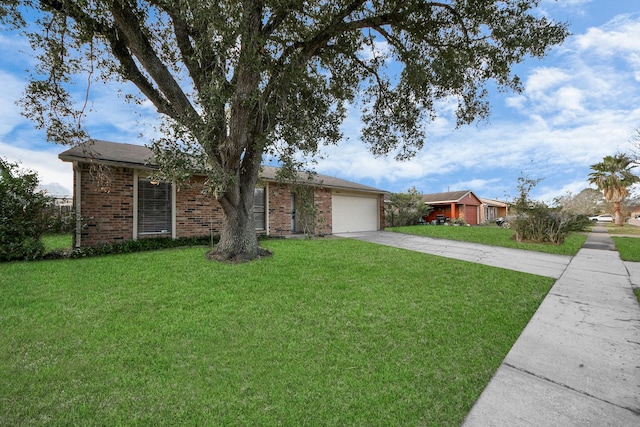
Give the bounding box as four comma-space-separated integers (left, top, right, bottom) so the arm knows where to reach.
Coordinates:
338, 229, 640, 425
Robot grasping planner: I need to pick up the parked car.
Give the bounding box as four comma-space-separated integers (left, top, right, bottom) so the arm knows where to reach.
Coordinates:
588, 214, 614, 222
496, 216, 511, 228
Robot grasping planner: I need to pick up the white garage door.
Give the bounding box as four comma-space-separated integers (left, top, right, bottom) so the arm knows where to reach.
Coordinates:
332, 193, 379, 233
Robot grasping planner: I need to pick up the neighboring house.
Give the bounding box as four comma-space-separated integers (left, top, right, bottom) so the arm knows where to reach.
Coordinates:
59, 140, 386, 247
421, 190, 482, 225
628, 206, 640, 218
479, 198, 509, 224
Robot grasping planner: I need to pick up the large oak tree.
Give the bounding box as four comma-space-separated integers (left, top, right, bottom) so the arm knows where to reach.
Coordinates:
2, 0, 567, 260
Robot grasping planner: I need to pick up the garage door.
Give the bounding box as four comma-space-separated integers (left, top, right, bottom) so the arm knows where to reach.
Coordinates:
332, 193, 379, 233
465, 205, 478, 225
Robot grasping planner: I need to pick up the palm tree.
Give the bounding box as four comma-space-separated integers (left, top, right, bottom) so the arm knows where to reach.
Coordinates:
588, 153, 640, 226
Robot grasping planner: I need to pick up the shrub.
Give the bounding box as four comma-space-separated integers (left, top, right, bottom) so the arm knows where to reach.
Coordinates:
36, 235, 215, 261
385, 187, 432, 227
45, 203, 75, 234
450, 217, 467, 226
510, 175, 584, 245
0, 158, 50, 261
565, 214, 591, 232
60, 236, 216, 259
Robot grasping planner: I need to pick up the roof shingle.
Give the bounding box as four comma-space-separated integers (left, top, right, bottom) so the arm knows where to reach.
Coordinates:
421, 190, 474, 204
59, 140, 385, 194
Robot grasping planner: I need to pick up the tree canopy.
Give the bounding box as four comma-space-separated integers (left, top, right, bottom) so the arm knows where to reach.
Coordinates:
2, 0, 568, 260
554, 188, 605, 216
588, 153, 640, 226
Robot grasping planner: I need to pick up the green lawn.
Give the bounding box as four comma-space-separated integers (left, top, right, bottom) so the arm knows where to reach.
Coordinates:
603, 222, 640, 236
0, 239, 553, 426
605, 223, 640, 261
387, 225, 587, 256
41, 233, 73, 252
610, 236, 640, 261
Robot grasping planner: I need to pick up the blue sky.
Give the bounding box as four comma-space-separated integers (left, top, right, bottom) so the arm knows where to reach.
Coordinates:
1, 0, 640, 201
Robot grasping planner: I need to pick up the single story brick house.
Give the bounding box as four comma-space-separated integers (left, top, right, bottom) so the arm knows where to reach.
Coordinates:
421, 190, 482, 225
59, 140, 386, 247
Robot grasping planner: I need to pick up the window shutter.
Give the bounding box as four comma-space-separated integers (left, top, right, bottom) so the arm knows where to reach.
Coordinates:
254, 187, 266, 230
138, 179, 172, 234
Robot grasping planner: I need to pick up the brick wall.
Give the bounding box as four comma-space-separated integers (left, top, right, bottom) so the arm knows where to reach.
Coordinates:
314, 187, 333, 235
76, 162, 380, 247
267, 184, 293, 236
267, 184, 333, 236
378, 193, 386, 230
174, 176, 225, 239
78, 163, 134, 247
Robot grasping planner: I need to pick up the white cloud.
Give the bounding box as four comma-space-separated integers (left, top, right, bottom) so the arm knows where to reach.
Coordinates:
526, 67, 571, 94
542, 0, 592, 7
447, 177, 501, 194
358, 40, 391, 62
537, 179, 591, 204
0, 71, 29, 135
0, 140, 73, 194
575, 16, 640, 56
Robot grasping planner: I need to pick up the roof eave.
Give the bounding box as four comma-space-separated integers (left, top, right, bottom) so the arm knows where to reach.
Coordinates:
60, 143, 386, 194
424, 199, 459, 204
258, 176, 384, 194
59, 154, 157, 171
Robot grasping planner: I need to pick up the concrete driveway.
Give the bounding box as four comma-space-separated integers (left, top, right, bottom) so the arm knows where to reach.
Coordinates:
335, 230, 571, 278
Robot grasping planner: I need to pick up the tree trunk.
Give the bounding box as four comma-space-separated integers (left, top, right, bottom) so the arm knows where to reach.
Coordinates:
206, 146, 269, 262
614, 201, 623, 226
207, 177, 267, 262
203, 3, 266, 262
211, 193, 260, 262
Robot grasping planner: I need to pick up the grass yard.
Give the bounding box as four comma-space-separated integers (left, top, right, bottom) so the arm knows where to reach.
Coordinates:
605, 223, 640, 261
610, 236, 640, 262
41, 233, 73, 252
387, 225, 587, 256
603, 222, 640, 236
0, 238, 553, 426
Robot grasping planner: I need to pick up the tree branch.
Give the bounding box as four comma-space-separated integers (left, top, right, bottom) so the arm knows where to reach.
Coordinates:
39, 0, 202, 127
165, 8, 203, 92
110, 1, 199, 124
107, 34, 175, 116
261, 0, 304, 35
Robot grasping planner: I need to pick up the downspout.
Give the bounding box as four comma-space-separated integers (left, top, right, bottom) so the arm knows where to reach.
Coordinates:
74, 162, 82, 248
171, 182, 177, 239
132, 170, 138, 240
265, 182, 270, 236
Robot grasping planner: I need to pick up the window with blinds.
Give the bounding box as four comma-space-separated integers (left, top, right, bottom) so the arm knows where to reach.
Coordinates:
254, 187, 266, 230
138, 178, 172, 234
